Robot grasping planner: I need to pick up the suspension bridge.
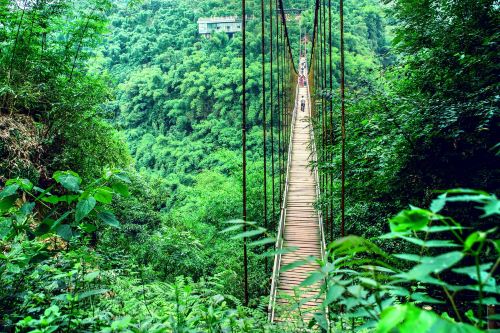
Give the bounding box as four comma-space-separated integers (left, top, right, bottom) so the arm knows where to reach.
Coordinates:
239, 0, 346, 323
268, 56, 326, 322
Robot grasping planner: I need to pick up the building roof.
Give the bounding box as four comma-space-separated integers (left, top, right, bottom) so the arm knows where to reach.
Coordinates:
197, 16, 241, 24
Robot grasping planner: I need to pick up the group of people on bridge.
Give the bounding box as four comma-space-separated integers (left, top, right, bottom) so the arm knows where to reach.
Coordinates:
299, 60, 307, 88
299, 58, 307, 113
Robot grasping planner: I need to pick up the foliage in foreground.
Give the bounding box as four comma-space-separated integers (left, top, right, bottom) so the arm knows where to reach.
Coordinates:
2, 173, 497, 332
290, 190, 498, 332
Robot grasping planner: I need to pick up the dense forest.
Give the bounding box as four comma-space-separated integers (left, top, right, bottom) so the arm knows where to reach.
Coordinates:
0, 0, 498, 332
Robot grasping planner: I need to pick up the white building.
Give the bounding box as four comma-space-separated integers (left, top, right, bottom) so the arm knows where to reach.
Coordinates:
197, 16, 242, 37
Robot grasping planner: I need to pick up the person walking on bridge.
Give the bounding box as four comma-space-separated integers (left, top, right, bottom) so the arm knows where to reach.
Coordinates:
300, 96, 305, 112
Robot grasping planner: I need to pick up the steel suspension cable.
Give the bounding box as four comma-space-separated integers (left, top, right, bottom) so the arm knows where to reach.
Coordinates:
281, 22, 286, 189
322, 0, 328, 241
260, 0, 268, 272
282, 20, 286, 195
269, 0, 276, 232
328, 0, 334, 242
340, 0, 346, 237
277, 0, 298, 75
241, 0, 249, 306
276, 3, 282, 207
308, 0, 321, 75
320, 0, 327, 238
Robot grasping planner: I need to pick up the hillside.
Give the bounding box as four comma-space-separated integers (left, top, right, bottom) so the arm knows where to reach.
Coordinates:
0, 0, 498, 331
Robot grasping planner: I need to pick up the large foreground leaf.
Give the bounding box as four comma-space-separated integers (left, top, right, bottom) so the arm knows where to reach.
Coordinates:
377, 304, 482, 333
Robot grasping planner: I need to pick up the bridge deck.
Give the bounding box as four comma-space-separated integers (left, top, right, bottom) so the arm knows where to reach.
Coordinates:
273, 58, 323, 321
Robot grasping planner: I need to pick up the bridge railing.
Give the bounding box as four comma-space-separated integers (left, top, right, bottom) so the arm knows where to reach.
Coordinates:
305, 48, 329, 325
305, 59, 327, 261
268, 77, 299, 322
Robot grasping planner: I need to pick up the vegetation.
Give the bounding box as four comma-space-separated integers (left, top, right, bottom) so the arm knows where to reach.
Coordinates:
0, 0, 498, 332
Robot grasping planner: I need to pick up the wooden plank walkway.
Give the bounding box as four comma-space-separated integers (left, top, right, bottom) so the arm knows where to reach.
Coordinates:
272, 57, 324, 322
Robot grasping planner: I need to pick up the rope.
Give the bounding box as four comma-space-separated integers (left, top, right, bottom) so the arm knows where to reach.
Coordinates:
241, 0, 249, 306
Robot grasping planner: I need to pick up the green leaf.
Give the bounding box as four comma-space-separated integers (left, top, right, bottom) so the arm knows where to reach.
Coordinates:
423, 240, 461, 247
473, 297, 499, 305
321, 262, 336, 274
358, 277, 379, 287
442, 189, 488, 195
445, 195, 491, 203
377, 304, 482, 333
80, 223, 97, 232
77, 289, 109, 300
386, 286, 410, 297
300, 271, 324, 287
421, 225, 464, 233
340, 296, 360, 310
410, 292, 444, 304
280, 259, 310, 272
397, 251, 463, 280
393, 253, 423, 262
111, 182, 129, 197
430, 194, 446, 213
223, 219, 245, 224
347, 285, 366, 298
0, 218, 12, 240
390, 208, 431, 232
94, 186, 113, 204
223, 219, 257, 225
220, 224, 244, 233
0, 184, 18, 200
452, 263, 494, 285
53, 171, 81, 192
42, 194, 79, 204
20, 202, 35, 216
399, 236, 460, 248
6, 263, 21, 274
329, 235, 388, 257
50, 211, 72, 231
56, 224, 73, 241
324, 285, 345, 306
259, 246, 298, 257
360, 265, 396, 273
464, 232, 486, 252
376, 304, 415, 333
0, 196, 16, 212
113, 171, 130, 183
493, 239, 500, 254
379, 231, 411, 239
481, 197, 500, 217
230, 228, 266, 240
248, 237, 275, 247
42, 195, 62, 204
6, 178, 33, 191
97, 211, 120, 228
312, 312, 328, 330
75, 197, 96, 222
84, 271, 100, 282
